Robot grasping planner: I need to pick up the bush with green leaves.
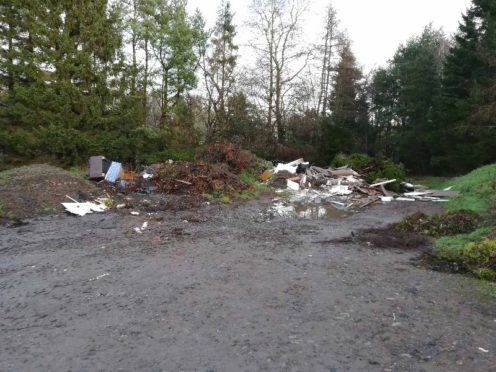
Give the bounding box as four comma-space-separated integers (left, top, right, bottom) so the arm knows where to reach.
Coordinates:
462, 239, 496, 281
331, 152, 405, 189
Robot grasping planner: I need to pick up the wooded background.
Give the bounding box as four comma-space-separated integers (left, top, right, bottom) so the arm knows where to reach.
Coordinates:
1, 0, 495, 174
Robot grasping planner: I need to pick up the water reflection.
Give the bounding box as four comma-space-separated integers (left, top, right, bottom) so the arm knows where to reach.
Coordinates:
270, 201, 351, 219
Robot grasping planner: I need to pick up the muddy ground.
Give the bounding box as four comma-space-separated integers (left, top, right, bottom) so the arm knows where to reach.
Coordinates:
1, 198, 495, 372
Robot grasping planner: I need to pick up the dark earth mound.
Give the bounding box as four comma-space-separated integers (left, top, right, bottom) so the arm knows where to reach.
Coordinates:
0, 164, 100, 220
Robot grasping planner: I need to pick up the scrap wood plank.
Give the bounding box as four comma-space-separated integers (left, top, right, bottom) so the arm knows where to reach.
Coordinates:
370, 179, 397, 188
426, 190, 460, 198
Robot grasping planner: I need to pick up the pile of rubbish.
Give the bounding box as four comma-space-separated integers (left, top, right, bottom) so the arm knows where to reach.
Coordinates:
61, 155, 250, 216
60, 152, 460, 218
261, 159, 459, 210
87, 153, 252, 196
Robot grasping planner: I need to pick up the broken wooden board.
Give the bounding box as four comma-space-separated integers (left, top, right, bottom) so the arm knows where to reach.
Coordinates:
426, 190, 460, 198
370, 179, 397, 188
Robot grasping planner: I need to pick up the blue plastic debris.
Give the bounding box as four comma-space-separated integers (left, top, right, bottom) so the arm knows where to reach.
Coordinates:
104, 161, 122, 183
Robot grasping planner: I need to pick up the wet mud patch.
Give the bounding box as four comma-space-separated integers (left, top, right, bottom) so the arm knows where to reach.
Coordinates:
320, 228, 432, 250
414, 252, 469, 275
269, 201, 352, 220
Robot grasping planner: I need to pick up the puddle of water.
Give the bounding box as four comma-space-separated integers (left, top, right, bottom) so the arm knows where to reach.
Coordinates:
270, 201, 351, 219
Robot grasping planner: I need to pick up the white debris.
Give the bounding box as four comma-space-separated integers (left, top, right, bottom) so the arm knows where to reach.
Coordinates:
90, 272, 109, 281
370, 179, 397, 187
62, 201, 108, 217
396, 197, 416, 202
380, 196, 394, 202
478, 347, 489, 353
274, 163, 298, 174
62, 202, 93, 217
287, 179, 300, 191
403, 191, 431, 197
329, 185, 353, 195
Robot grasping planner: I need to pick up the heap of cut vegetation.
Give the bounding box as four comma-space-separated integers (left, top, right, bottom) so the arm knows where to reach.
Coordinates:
393, 211, 480, 237
154, 162, 247, 195
195, 143, 270, 173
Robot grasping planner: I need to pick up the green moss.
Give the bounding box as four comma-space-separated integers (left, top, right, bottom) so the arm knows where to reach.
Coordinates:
219, 195, 231, 204
202, 193, 214, 201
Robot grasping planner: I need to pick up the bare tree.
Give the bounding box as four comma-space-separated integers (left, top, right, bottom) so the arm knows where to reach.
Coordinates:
200, 0, 238, 141
248, 0, 309, 143
317, 3, 346, 117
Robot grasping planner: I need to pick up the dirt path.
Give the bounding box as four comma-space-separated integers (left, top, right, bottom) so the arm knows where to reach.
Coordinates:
1, 199, 495, 372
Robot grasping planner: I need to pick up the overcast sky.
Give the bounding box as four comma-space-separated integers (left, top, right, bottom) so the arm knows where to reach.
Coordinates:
188, 0, 472, 73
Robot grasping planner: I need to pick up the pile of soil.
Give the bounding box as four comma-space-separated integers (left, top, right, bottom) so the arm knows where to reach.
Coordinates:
0, 164, 100, 220
324, 228, 431, 250
154, 161, 248, 195
354, 228, 432, 250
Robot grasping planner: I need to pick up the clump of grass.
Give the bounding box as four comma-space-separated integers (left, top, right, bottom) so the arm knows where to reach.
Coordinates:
435, 227, 490, 261
407, 176, 450, 189
237, 170, 269, 200
67, 165, 88, 179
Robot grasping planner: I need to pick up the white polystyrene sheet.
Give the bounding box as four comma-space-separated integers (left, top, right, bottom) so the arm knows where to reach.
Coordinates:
287, 179, 300, 191
88, 203, 107, 212
62, 202, 107, 216
62, 203, 93, 216
329, 185, 353, 195
274, 163, 298, 174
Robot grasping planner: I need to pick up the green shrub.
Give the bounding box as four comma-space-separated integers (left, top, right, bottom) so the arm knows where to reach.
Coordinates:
331, 153, 405, 190
462, 239, 496, 272
368, 160, 405, 185
331, 153, 371, 170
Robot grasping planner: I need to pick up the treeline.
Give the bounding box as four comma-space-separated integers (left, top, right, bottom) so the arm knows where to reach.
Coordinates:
0, 0, 495, 175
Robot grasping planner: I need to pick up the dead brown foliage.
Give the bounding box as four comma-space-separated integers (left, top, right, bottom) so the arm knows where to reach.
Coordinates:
154, 162, 247, 195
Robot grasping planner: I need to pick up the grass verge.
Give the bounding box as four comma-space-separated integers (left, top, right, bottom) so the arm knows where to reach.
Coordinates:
430, 164, 496, 281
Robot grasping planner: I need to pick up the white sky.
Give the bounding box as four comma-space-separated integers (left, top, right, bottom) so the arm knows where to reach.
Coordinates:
188, 0, 472, 73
